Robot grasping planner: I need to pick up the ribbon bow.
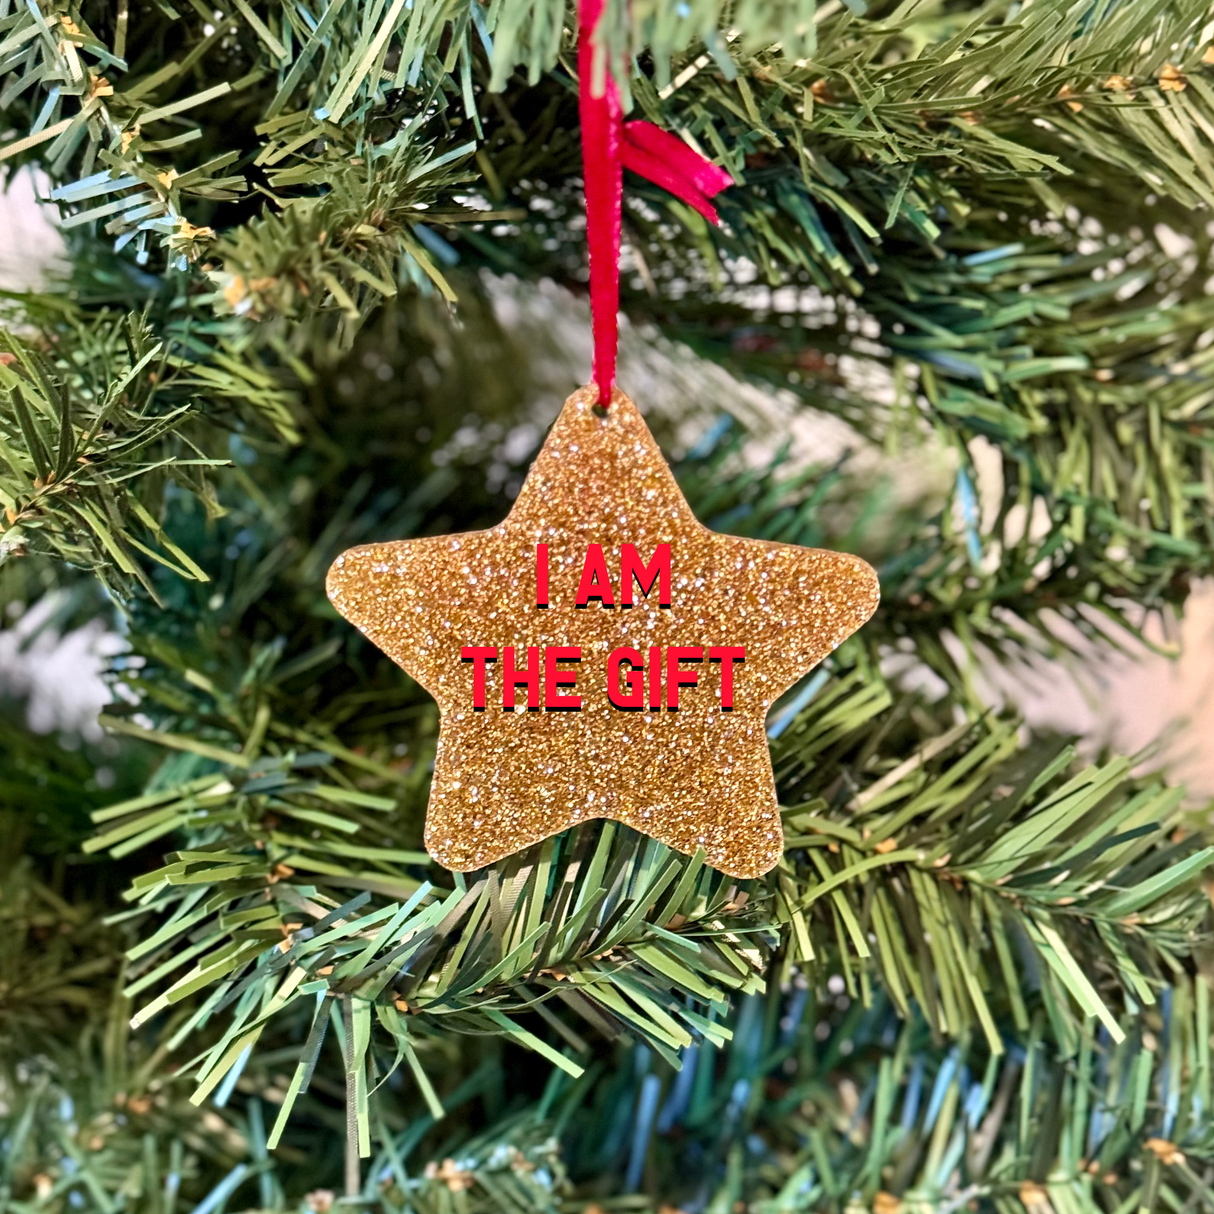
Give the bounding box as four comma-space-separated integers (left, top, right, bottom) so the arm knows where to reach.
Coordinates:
578, 0, 733, 405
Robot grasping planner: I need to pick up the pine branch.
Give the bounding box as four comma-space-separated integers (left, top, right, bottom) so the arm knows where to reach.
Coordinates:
0, 994, 283, 1214
772, 672, 1212, 1056
3, 0, 1214, 640
674, 415, 1195, 698
558, 978, 1214, 1214
0, 856, 124, 1059
5, 0, 1214, 308
6, 7, 1214, 1208
8, 970, 1214, 1214
0, 309, 225, 599
85, 636, 1211, 1149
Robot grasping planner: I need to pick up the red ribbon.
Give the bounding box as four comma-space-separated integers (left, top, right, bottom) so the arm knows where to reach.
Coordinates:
578, 0, 732, 406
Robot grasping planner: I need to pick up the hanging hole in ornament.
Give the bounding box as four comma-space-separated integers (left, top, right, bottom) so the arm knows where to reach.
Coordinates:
591, 402, 610, 420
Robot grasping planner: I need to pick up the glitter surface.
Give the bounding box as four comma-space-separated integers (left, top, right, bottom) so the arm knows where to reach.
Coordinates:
327, 388, 879, 878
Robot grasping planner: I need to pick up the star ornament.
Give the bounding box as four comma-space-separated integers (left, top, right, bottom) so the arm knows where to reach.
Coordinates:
327, 388, 879, 878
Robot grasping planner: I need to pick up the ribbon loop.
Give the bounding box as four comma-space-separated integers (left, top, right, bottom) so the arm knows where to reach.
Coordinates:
577, 1, 732, 406
622, 122, 733, 223
577, 0, 623, 407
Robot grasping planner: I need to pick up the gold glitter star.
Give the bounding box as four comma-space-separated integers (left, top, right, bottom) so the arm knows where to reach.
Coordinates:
327, 387, 879, 878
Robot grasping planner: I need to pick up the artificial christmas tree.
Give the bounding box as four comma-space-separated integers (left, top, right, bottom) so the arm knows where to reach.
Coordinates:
4, 1, 1214, 1211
